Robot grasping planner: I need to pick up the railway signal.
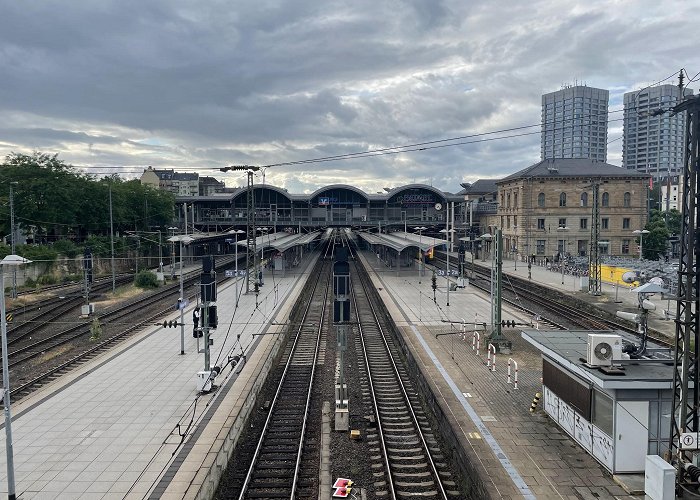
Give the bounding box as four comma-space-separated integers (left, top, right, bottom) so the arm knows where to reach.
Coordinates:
333, 254, 350, 431
431, 271, 437, 303
162, 320, 181, 328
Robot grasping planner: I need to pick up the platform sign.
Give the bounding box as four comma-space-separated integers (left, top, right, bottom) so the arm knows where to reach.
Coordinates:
225, 270, 234, 277
681, 432, 699, 450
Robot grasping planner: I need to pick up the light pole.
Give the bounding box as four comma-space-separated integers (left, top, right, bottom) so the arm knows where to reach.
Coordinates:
168, 227, 178, 279
513, 225, 518, 271
168, 234, 194, 355
557, 226, 569, 285
9, 183, 18, 299
415, 226, 426, 282
633, 229, 650, 261
440, 228, 456, 306
480, 233, 494, 327
227, 229, 245, 307
1, 254, 32, 500
257, 227, 269, 286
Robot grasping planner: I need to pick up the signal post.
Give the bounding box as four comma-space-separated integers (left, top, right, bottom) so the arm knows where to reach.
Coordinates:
333, 248, 350, 431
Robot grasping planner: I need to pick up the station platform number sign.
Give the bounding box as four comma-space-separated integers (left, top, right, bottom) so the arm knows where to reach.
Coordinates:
224, 270, 247, 277
332, 477, 353, 497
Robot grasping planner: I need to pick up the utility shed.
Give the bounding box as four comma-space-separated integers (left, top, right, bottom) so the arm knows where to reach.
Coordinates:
522, 329, 675, 474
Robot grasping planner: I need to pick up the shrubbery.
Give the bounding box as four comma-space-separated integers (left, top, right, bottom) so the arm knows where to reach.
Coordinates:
134, 270, 159, 289
53, 240, 80, 258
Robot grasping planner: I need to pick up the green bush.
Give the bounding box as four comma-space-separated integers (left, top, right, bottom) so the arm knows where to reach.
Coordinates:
37, 275, 59, 285
53, 240, 80, 258
134, 270, 159, 289
16, 244, 58, 263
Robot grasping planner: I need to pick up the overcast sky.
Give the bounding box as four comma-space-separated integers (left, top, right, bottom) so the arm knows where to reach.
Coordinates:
1, 0, 698, 194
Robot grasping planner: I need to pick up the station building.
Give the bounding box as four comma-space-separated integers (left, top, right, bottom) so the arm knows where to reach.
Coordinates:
142, 158, 651, 259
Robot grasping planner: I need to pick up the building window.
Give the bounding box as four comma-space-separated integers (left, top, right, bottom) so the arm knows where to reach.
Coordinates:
602, 192, 610, 207
538, 218, 545, 230
623, 217, 631, 229
514, 192, 518, 208
623, 192, 631, 207
507, 193, 511, 208
538, 192, 546, 207
581, 192, 588, 207
601, 218, 609, 230
622, 239, 630, 254
536, 240, 545, 255
559, 192, 567, 207
558, 218, 566, 228
592, 390, 614, 436
580, 218, 588, 230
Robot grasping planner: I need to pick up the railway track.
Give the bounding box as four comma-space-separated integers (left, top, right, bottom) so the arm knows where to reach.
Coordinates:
431, 251, 672, 347
352, 255, 457, 499
8, 256, 240, 401
232, 241, 333, 499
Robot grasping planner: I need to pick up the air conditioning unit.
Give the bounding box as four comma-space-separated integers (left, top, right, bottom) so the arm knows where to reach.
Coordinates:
587, 334, 623, 366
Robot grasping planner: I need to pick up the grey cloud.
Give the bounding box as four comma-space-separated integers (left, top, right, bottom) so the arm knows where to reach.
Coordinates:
0, 0, 698, 192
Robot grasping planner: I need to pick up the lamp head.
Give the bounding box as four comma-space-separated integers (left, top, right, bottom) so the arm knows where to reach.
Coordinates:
1, 255, 32, 266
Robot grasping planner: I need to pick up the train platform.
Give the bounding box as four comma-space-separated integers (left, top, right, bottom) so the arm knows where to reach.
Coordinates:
0, 255, 318, 499
360, 250, 644, 499
490, 254, 676, 340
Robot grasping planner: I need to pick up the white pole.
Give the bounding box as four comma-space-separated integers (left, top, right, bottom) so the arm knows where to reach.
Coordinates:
109, 186, 115, 293
9, 185, 16, 300
179, 239, 185, 355
235, 239, 239, 307
0, 269, 16, 500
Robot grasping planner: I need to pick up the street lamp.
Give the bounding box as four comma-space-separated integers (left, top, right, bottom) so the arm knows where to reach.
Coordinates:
227, 229, 245, 307
1, 254, 32, 500
415, 226, 427, 282
440, 228, 456, 306
557, 226, 569, 285
633, 229, 650, 261
168, 234, 194, 355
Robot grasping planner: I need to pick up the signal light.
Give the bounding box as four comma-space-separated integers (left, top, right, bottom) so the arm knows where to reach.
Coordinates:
501, 320, 516, 328
431, 272, 437, 291
163, 320, 180, 328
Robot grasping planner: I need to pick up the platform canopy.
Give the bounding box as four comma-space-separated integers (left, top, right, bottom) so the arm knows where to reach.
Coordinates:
233, 231, 321, 253
357, 231, 447, 253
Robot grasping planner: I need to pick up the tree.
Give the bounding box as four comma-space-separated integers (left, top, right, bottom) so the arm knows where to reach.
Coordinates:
643, 211, 670, 260
0, 152, 175, 246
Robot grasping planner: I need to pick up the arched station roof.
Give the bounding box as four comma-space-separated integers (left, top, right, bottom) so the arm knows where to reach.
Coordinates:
231, 185, 293, 203
308, 184, 370, 204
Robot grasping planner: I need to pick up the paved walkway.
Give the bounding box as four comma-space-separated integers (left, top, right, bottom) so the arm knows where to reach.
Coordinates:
0, 259, 314, 499
363, 251, 641, 499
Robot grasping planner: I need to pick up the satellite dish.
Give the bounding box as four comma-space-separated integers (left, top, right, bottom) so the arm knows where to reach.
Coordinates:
649, 277, 665, 286
621, 271, 638, 284
594, 342, 614, 361
435, 203, 443, 211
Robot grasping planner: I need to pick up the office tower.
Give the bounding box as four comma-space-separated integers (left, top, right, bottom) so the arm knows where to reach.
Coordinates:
541, 85, 609, 161
622, 84, 692, 177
